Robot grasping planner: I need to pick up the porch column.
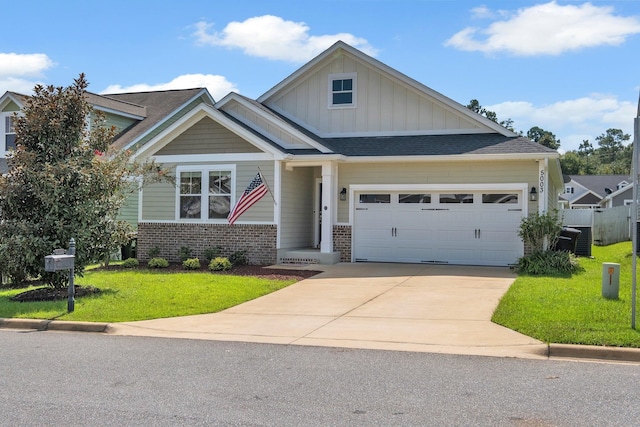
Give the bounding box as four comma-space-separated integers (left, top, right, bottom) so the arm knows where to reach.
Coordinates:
320, 162, 337, 253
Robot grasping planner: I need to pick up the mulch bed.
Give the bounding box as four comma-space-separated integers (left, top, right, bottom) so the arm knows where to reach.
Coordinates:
7, 264, 322, 303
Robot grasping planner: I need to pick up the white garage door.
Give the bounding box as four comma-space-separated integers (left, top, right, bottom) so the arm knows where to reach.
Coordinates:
353, 191, 524, 266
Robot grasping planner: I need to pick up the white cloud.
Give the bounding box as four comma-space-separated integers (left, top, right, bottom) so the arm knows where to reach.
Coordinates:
486, 94, 636, 152
445, 1, 640, 56
0, 52, 54, 95
0, 53, 53, 77
101, 74, 239, 101
193, 15, 378, 63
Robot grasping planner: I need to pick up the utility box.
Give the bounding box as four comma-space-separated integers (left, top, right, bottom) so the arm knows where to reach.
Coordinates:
44, 254, 75, 272
601, 262, 620, 299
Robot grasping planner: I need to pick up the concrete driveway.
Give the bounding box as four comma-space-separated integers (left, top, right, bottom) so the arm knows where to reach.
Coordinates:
108, 263, 547, 359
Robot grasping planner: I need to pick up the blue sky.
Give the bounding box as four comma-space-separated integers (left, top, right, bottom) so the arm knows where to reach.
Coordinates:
2, 0, 639, 153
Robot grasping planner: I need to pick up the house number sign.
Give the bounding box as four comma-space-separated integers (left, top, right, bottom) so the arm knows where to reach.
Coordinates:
539, 170, 545, 195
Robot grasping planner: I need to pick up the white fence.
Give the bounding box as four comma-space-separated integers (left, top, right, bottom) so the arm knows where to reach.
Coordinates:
561, 205, 632, 246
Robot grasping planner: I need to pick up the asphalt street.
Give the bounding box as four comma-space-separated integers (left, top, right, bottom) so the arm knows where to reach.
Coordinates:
2, 330, 640, 426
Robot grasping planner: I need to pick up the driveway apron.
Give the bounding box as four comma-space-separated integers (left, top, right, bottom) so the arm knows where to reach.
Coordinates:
108, 263, 547, 359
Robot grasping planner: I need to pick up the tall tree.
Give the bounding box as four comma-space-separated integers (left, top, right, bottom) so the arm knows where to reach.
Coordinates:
0, 75, 165, 287
596, 128, 630, 165
527, 126, 560, 150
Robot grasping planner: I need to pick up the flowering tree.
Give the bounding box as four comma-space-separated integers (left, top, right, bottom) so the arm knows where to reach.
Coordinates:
0, 74, 167, 287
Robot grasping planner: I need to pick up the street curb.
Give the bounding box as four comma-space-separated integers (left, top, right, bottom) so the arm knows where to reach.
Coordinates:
0, 318, 109, 333
549, 343, 640, 363
2, 318, 640, 363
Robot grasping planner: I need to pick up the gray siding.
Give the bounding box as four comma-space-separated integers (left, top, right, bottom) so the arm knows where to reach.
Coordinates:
140, 161, 275, 222
155, 117, 261, 155
117, 185, 140, 230
266, 53, 483, 135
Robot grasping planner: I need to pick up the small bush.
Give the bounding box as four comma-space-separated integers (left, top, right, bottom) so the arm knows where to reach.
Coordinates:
147, 246, 161, 259
209, 257, 232, 271
516, 250, 581, 275
203, 246, 223, 262
148, 257, 169, 268
183, 257, 201, 270
122, 258, 139, 268
229, 250, 248, 266
177, 246, 192, 262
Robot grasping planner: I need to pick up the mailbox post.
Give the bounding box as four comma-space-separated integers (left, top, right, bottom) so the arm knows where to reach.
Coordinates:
44, 238, 76, 312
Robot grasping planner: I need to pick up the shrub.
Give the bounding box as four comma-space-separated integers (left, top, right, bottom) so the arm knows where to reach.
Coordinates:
177, 246, 192, 262
516, 250, 581, 275
148, 257, 169, 268
229, 250, 248, 266
122, 258, 139, 268
209, 257, 232, 271
147, 246, 161, 259
183, 257, 201, 270
518, 210, 562, 253
203, 246, 223, 262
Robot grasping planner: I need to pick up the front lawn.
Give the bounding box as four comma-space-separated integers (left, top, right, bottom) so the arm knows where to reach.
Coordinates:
493, 242, 640, 347
0, 267, 305, 323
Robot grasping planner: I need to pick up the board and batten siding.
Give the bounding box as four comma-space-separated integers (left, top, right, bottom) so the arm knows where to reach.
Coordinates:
140, 161, 275, 223
267, 54, 481, 135
279, 165, 316, 249
155, 117, 261, 155
337, 160, 538, 223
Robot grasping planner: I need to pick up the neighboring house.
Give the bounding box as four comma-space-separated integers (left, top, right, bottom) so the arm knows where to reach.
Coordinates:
599, 182, 635, 208
128, 41, 562, 267
0, 87, 215, 230
560, 174, 631, 209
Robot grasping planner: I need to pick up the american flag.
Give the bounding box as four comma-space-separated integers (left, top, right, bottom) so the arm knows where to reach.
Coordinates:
227, 173, 268, 225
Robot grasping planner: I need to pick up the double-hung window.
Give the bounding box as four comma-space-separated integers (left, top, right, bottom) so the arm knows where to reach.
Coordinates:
4, 115, 16, 151
177, 166, 234, 220
329, 73, 356, 108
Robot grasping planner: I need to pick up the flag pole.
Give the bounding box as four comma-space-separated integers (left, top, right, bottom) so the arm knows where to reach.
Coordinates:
257, 166, 277, 205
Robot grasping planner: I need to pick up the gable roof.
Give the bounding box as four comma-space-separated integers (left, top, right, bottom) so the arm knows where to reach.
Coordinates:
105, 88, 212, 150
566, 175, 631, 198
258, 40, 517, 138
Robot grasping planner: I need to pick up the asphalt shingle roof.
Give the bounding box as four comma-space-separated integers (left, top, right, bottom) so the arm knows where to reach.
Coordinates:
319, 133, 556, 157
104, 88, 207, 150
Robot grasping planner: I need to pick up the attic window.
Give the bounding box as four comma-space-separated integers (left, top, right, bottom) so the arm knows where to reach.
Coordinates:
329, 73, 356, 108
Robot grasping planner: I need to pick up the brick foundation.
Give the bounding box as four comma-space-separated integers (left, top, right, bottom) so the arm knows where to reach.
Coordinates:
333, 225, 352, 262
137, 223, 277, 265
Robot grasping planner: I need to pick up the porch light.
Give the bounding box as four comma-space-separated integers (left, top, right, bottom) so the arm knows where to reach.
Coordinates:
340, 187, 347, 201
529, 187, 538, 202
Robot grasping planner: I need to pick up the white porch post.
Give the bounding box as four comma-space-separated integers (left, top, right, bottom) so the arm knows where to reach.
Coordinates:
320, 162, 336, 253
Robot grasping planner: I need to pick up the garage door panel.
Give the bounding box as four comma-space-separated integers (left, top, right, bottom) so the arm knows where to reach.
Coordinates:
353, 190, 523, 266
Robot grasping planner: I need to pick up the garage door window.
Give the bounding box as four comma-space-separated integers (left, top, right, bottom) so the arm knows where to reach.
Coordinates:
399, 194, 431, 203
440, 193, 473, 204
482, 193, 518, 204
359, 194, 390, 203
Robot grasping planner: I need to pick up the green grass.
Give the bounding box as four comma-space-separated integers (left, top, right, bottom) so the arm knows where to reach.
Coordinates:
0, 269, 297, 323
493, 241, 640, 347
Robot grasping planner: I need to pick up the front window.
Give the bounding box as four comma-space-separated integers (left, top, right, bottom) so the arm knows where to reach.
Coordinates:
178, 167, 233, 220
329, 73, 356, 108
208, 170, 231, 219
5, 115, 16, 151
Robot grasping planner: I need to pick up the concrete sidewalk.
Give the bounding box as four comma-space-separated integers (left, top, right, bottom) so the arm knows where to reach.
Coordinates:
106, 263, 549, 359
